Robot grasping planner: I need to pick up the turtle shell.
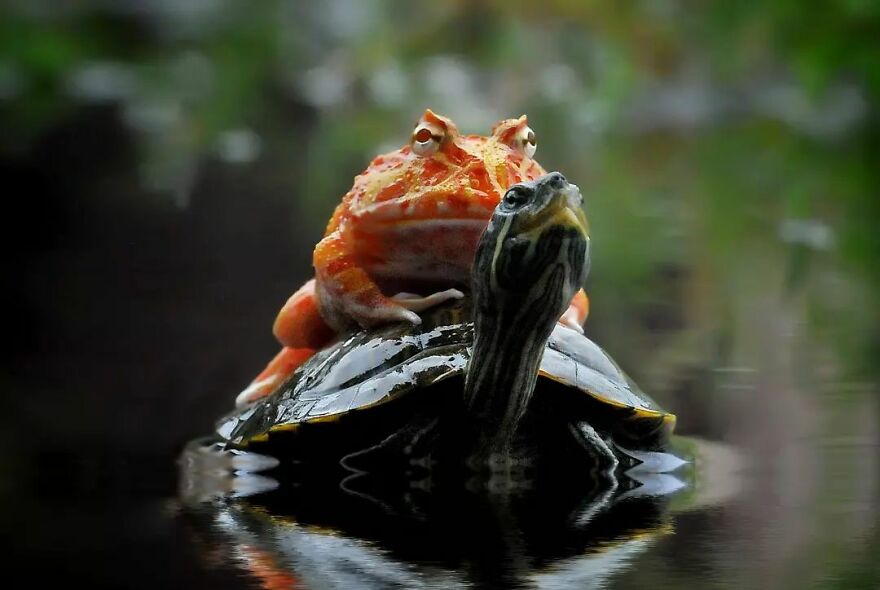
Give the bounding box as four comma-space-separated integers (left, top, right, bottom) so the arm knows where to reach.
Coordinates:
217, 299, 675, 450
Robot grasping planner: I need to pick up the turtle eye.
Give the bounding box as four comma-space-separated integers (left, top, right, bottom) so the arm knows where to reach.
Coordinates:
502, 188, 528, 210
512, 125, 537, 158
411, 123, 443, 156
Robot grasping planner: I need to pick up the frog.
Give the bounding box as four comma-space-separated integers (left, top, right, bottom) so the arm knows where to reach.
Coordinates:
237, 109, 590, 407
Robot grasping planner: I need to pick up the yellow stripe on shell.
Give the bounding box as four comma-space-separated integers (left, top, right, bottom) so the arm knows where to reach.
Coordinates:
240, 350, 673, 447
538, 369, 676, 423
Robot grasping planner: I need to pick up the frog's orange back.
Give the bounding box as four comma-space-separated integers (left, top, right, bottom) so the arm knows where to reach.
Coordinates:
339, 110, 547, 286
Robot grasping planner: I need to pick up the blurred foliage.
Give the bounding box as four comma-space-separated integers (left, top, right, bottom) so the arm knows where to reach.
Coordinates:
1, 0, 877, 369
2, 0, 878, 374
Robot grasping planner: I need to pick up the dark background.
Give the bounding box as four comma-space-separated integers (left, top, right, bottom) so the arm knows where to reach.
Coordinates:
5, 102, 310, 458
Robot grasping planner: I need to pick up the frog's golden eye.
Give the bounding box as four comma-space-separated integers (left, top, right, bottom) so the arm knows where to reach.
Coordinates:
513, 126, 537, 158
411, 123, 443, 156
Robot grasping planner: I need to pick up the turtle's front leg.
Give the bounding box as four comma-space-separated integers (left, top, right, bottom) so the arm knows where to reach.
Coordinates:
570, 422, 619, 476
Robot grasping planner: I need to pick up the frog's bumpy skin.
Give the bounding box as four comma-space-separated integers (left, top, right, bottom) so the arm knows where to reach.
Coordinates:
239, 110, 589, 406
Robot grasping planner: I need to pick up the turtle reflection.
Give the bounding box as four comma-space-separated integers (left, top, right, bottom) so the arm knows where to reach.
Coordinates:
179, 458, 683, 590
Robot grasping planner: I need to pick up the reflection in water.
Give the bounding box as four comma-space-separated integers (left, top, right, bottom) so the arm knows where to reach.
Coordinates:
178, 438, 717, 589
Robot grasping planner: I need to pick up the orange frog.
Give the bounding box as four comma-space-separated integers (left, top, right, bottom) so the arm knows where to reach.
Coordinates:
237, 109, 589, 406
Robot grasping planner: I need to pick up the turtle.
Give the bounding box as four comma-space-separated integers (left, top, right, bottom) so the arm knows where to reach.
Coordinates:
215, 172, 676, 476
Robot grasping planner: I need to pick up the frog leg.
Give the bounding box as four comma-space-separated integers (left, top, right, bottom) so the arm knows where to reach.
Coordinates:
559, 288, 589, 332
236, 347, 315, 407
272, 278, 336, 348
237, 279, 336, 407
314, 229, 455, 328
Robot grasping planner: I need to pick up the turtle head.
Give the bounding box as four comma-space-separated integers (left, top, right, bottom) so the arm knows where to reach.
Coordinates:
464, 171, 590, 451
473, 171, 589, 319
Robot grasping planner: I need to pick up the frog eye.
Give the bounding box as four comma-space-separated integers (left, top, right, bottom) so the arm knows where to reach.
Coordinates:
411, 123, 443, 157
512, 126, 537, 158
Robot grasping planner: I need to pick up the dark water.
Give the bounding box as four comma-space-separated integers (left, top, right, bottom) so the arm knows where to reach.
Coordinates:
167, 425, 875, 590
173, 436, 697, 589
9, 426, 876, 589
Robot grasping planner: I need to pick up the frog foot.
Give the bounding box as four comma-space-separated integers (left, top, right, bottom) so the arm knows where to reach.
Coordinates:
349, 289, 464, 327
235, 376, 279, 408
558, 288, 589, 332
559, 307, 584, 333
391, 289, 465, 312
236, 347, 315, 407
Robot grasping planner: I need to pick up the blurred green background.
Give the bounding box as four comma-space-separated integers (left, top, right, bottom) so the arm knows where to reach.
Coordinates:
2, 1, 878, 588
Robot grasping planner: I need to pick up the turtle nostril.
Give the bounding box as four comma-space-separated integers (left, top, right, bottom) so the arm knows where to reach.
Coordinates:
546, 172, 566, 189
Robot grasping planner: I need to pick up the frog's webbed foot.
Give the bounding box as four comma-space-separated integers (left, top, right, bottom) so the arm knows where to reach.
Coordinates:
349, 289, 464, 327
315, 227, 465, 329
362, 304, 423, 326
391, 289, 464, 312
